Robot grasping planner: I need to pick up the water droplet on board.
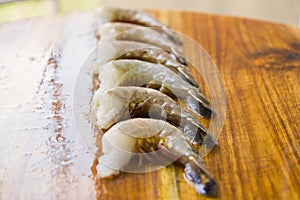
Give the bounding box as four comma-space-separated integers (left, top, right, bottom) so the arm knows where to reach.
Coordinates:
0, 65, 13, 90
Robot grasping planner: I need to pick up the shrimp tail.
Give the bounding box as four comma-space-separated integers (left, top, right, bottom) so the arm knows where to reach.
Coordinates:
160, 26, 183, 46
188, 120, 218, 146
154, 133, 218, 197
188, 88, 210, 105
177, 66, 200, 88
181, 155, 218, 197
186, 89, 214, 118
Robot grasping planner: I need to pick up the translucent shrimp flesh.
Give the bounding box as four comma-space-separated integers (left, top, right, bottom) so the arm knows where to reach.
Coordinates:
92, 86, 216, 146
95, 6, 182, 45
97, 118, 218, 196
97, 22, 185, 61
92, 40, 203, 94
94, 59, 212, 117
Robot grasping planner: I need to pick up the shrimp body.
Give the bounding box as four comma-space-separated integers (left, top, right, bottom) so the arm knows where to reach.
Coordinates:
97, 118, 217, 196
95, 59, 212, 117
92, 40, 158, 74
93, 41, 200, 90
95, 7, 182, 45
116, 47, 193, 82
93, 86, 216, 146
97, 22, 184, 59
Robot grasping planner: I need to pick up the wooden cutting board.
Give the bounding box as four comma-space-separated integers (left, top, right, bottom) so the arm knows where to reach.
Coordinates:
0, 10, 299, 200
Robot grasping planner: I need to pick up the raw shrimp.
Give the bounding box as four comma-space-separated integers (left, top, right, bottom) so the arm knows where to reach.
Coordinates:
95, 6, 182, 45
97, 22, 185, 61
97, 118, 217, 196
92, 40, 200, 91
92, 40, 157, 74
116, 47, 198, 85
95, 59, 212, 117
93, 86, 216, 146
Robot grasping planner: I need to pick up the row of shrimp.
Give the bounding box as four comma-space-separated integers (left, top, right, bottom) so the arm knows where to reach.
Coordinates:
91, 7, 218, 196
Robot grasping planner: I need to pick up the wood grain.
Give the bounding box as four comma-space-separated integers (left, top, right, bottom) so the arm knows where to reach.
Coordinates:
0, 10, 299, 200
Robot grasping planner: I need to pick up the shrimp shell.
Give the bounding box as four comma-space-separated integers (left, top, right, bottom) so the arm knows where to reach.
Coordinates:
92, 40, 201, 91
97, 118, 218, 196
97, 22, 185, 62
93, 86, 216, 146
95, 6, 182, 45
92, 40, 159, 74
95, 59, 212, 117
116, 47, 210, 96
